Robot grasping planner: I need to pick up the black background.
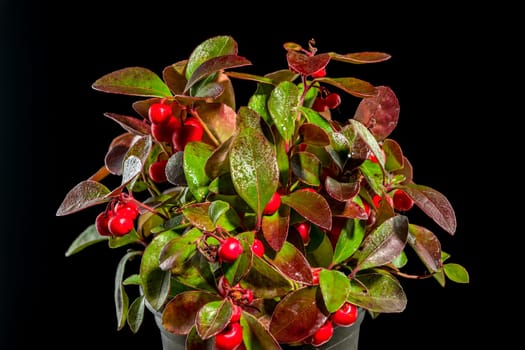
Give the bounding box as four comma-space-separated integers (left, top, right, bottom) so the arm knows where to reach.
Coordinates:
3, 1, 505, 349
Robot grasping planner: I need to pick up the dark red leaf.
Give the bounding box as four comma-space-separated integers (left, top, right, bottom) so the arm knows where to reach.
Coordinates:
286, 51, 331, 76
353, 86, 400, 140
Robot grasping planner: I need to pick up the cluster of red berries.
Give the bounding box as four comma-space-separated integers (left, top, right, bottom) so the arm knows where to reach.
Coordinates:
147, 101, 205, 183
95, 199, 139, 237
312, 92, 342, 112
309, 301, 359, 346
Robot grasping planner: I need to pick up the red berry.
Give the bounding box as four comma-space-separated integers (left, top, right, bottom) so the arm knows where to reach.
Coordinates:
95, 211, 113, 236
324, 93, 341, 109
293, 222, 311, 244
148, 102, 173, 125
263, 192, 281, 215
230, 304, 242, 322
172, 117, 204, 151
312, 97, 327, 112
311, 67, 327, 78
363, 201, 371, 217
115, 201, 139, 219
311, 267, 322, 285
148, 159, 168, 183
107, 214, 134, 236
218, 237, 244, 263
331, 302, 358, 327
393, 189, 414, 211
215, 322, 243, 350
311, 320, 333, 347
242, 289, 254, 304
372, 194, 382, 208
251, 239, 265, 257
151, 116, 182, 143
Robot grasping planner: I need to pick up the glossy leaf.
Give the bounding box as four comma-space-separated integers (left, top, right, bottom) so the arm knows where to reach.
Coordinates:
162, 60, 187, 95
108, 229, 140, 248
205, 136, 234, 179
240, 311, 281, 350
270, 241, 312, 284
394, 156, 413, 185
348, 271, 407, 313
56, 180, 110, 216
92, 67, 172, 97
382, 139, 404, 172
299, 123, 330, 146
115, 250, 141, 330
325, 176, 360, 202
196, 102, 237, 144
226, 71, 274, 84
171, 252, 216, 292
140, 231, 178, 310
132, 97, 159, 119
182, 204, 216, 231
350, 119, 385, 170
185, 35, 238, 80
127, 295, 145, 333
359, 160, 384, 196
104, 133, 138, 176
247, 82, 274, 124
269, 286, 327, 343
184, 55, 251, 92
444, 263, 469, 283
222, 232, 254, 286
166, 151, 186, 186
196, 300, 231, 339
186, 325, 213, 349
261, 206, 290, 252
402, 184, 457, 235
319, 269, 351, 312
305, 226, 334, 268
192, 82, 224, 99
333, 219, 365, 265
230, 112, 279, 219
316, 77, 377, 98
159, 228, 201, 272
104, 113, 151, 136
64, 224, 108, 257
408, 224, 441, 273
357, 215, 409, 271
354, 86, 400, 141
291, 152, 321, 186
208, 200, 230, 225
329, 197, 368, 220
329, 51, 391, 64
280, 190, 332, 230
241, 255, 294, 299
301, 106, 333, 134
163, 291, 221, 335
391, 250, 408, 268
286, 50, 331, 76
268, 81, 299, 144
184, 141, 213, 201
275, 130, 290, 188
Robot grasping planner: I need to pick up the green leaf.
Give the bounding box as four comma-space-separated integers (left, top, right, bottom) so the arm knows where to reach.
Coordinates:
115, 250, 141, 330
248, 83, 274, 125
269, 286, 328, 343
171, 252, 216, 292
333, 219, 365, 265
240, 311, 281, 350
270, 241, 312, 284
305, 226, 333, 268
56, 180, 110, 216
186, 325, 213, 349
241, 255, 294, 299
223, 232, 254, 286
348, 271, 407, 313
268, 81, 299, 144
230, 112, 279, 219
182, 203, 216, 231
319, 269, 351, 312
158, 228, 201, 272
383, 139, 404, 172
280, 190, 332, 230
301, 106, 333, 134
127, 295, 145, 334
184, 141, 213, 201
329, 51, 391, 64
140, 231, 178, 310
444, 263, 470, 283
391, 251, 408, 268
196, 300, 231, 340
108, 229, 140, 248
408, 224, 441, 273
350, 119, 385, 170
163, 291, 221, 335
185, 35, 238, 80
64, 224, 108, 257
123, 274, 141, 285
290, 152, 321, 186
208, 200, 230, 225
316, 77, 377, 98
402, 184, 457, 235
184, 55, 251, 92
359, 160, 384, 197
92, 67, 172, 97
357, 215, 409, 271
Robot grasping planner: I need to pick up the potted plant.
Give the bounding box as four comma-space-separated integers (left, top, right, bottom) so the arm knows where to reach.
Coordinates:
56, 35, 469, 350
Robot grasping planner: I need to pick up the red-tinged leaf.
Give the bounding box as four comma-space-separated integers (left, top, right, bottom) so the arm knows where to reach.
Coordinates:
204, 136, 234, 179
158, 228, 201, 273
240, 311, 281, 350
286, 50, 331, 76
268, 81, 299, 144
329, 199, 368, 220
162, 60, 187, 95
184, 55, 252, 93
408, 224, 442, 273
329, 51, 392, 64
132, 97, 160, 119
166, 151, 186, 186
182, 203, 215, 232
283, 42, 303, 51
291, 152, 321, 186
104, 112, 151, 136
353, 85, 400, 141
222, 232, 254, 287
269, 286, 328, 343
241, 256, 294, 299
92, 67, 172, 97
261, 206, 290, 251
224, 71, 274, 85
270, 241, 312, 284
281, 190, 332, 230
185, 36, 238, 80
401, 184, 457, 235
350, 119, 385, 170
325, 176, 360, 202
162, 291, 221, 335
186, 326, 213, 349
56, 180, 111, 216
192, 82, 224, 99
105, 133, 139, 175
395, 156, 413, 185
299, 123, 330, 146
348, 271, 407, 313
357, 215, 409, 271
196, 102, 236, 144
319, 269, 351, 312
212, 72, 236, 110
316, 77, 377, 98
230, 114, 279, 218
382, 138, 404, 172
196, 300, 231, 339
